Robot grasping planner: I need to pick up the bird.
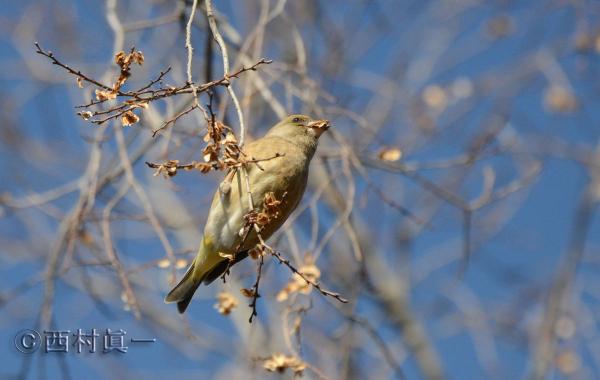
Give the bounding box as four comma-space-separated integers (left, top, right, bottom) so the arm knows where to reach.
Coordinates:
165, 114, 330, 313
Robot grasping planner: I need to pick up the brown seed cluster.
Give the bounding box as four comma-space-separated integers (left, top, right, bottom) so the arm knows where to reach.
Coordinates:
146, 122, 251, 177
214, 291, 239, 315
146, 160, 212, 178
244, 191, 287, 228
91, 49, 147, 126
248, 244, 268, 260
202, 119, 242, 171
114, 50, 144, 90
263, 353, 307, 375
35, 43, 270, 129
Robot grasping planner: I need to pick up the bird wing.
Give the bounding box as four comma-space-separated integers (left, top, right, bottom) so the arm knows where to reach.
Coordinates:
200, 136, 309, 263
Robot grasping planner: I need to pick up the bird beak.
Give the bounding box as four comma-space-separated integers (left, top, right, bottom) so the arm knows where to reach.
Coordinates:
308, 119, 330, 137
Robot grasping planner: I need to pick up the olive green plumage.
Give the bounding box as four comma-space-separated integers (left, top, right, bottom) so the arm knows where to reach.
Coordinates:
165, 114, 330, 313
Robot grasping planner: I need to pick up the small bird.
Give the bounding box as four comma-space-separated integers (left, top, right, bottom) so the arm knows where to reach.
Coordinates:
165, 114, 330, 313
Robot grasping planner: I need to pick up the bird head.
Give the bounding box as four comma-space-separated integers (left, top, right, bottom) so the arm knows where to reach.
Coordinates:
267, 114, 330, 142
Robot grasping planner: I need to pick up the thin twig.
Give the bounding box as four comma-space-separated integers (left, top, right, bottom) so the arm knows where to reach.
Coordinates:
35, 40, 271, 126
34, 42, 114, 92
114, 126, 177, 283
248, 254, 264, 323
269, 247, 348, 304
152, 104, 199, 137
185, 0, 200, 104
205, 0, 247, 146
347, 315, 408, 380
101, 180, 142, 319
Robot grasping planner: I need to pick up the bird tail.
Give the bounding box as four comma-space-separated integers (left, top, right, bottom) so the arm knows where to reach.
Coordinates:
164, 237, 249, 313
164, 256, 205, 314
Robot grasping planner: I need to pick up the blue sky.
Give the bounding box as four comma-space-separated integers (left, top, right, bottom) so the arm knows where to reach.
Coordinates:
2, 1, 600, 379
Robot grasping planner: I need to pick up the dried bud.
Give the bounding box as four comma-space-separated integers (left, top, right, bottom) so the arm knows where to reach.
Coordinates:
378, 147, 402, 162
121, 111, 140, 127
175, 259, 187, 269
214, 292, 238, 315
95, 89, 117, 101
115, 51, 127, 66
240, 288, 257, 298
263, 354, 306, 376
157, 258, 170, 268
224, 132, 237, 144
249, 244, 267, 259
544, 85, 577, 113
422, 84, 447, 111
79, 111, 93, 120
194, 162, 212, 173
255, 212, 270, 226
131, 51, 144, 65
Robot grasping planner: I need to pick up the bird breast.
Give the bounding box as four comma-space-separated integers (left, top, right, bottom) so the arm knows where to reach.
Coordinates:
204, 138, 310, 253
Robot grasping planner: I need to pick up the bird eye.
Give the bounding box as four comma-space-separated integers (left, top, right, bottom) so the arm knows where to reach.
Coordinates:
292, 117, 302, 123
